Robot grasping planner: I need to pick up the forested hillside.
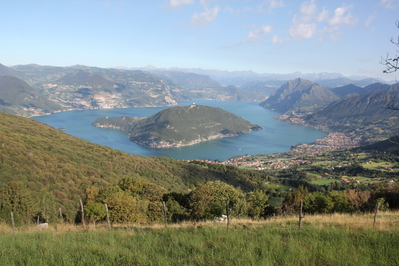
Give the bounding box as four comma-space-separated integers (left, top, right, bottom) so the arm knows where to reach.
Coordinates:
304, 84, 399, 142
0, 112, 270, 223
0, 75, 63, 116
93, 104, 262, 148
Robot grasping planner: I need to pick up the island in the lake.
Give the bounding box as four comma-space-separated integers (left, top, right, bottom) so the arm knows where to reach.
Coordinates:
92, 104, 262, 148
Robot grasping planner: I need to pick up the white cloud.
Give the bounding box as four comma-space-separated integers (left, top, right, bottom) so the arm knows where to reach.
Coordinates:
247, 25, 273, 39
287, 1, 357, 41
288, 0, 320, 39
240, 25, 273, 45
300, 0, 317, 17
365, 13, 376, 26
289, 21, 317, 39
380, 0, 399, 9
267, 0, 285, 12
328, 6, 356, 27
317, 7, 329, 22
164, 0, 194, 10
272, 34, 289, 44
191, 6, 220, 26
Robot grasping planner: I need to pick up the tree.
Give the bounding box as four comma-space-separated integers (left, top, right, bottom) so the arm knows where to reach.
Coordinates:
84, 202, 106, 224
381, 20, 399, 75
303, 192, 334, 214
380, 20, 399, 142
329, 191, 349, 213
189, 181, 244, 220
246, 189, 269, 219
280, 186, 308, 215
0, 181, 38, 224
104, 191, 148, 223
37, 190, 58, 223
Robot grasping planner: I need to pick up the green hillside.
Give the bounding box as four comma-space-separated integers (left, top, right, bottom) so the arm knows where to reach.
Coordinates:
305, 84, 399, 142
93, 104, 262, 147
0, 112, 269, 221
0, 75, 63, 116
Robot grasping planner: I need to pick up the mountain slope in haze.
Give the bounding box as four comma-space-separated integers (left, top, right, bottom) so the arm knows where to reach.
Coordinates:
92, 104, 262, 148
331, 82, 390, 97
330, 84, 363, 97
259, 78, 340, 113
152, 71, 223, 91
151, 70, 265, 101
239, 81, 282, 96
316, 77, 384, 88
0, 63, 22, 78
43, 69, 186, 109
0, 111, 268, 220
0, 75, 63, 116
304, 84, 399, 142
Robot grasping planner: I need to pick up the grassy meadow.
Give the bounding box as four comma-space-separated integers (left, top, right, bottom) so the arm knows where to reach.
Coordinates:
1, 212, 399, 265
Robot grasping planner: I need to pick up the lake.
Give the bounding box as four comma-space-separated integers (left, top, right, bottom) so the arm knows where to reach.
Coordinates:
32, 100, 326, 161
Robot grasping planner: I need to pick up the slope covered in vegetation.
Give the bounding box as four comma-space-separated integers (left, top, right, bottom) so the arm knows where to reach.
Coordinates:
0, 112, 269, 222
93, 104, 262, 148
0, 75, 63, 116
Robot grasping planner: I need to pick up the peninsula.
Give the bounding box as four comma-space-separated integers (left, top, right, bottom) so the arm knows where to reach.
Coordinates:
92, 104, 262, 148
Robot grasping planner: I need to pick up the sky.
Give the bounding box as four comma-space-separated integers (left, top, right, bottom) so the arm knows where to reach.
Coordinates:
1, 0, 399, 81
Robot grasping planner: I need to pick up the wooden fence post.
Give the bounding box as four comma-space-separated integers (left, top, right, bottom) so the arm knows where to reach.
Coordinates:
162, 201, 168, 227
299, 200, 304, 229
226, 200, 230, 229
80, 199, 85, 228
105, 204, 111, 229
10, 212, 15, 230
59, 207, 63, 223
373, 202, 380, 227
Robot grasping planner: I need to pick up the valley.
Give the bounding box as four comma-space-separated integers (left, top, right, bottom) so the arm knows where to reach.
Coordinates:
1, 62, 399, 229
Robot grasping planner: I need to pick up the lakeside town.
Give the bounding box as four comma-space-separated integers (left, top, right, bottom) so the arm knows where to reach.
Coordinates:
188, 132, 363, 170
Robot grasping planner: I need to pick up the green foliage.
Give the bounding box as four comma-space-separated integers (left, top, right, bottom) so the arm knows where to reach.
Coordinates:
84, 202, 106, 223
0, 112, 270, 223
103, 191, 148, 223
165, 198, 188, 222
280, 186, 308, 214
328, 191, 349, 213
303, 192, 334, 214
246, 189, 269, 219
0, 181, 38, 224
189, 180, 245, 220
37, 190, 59, 223
375, 197, 389, 211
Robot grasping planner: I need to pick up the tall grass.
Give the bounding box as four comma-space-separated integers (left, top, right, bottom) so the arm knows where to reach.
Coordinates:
1, 212, 399, 265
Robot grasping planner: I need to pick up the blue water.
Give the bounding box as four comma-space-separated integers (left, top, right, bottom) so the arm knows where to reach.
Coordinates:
32, 101, 326, 161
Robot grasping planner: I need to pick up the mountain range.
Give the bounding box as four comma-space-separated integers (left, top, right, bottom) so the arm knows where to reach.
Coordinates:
259, 78, 399, 144
304, 84, 399, 142
259, 78, 340, 113
1, 62, 398, 145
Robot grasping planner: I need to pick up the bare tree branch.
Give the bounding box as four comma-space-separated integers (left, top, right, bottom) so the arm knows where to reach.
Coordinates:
381, 20, 399, 75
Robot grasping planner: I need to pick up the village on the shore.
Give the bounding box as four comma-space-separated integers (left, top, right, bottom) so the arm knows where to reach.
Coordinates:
188, 132, 363, 170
